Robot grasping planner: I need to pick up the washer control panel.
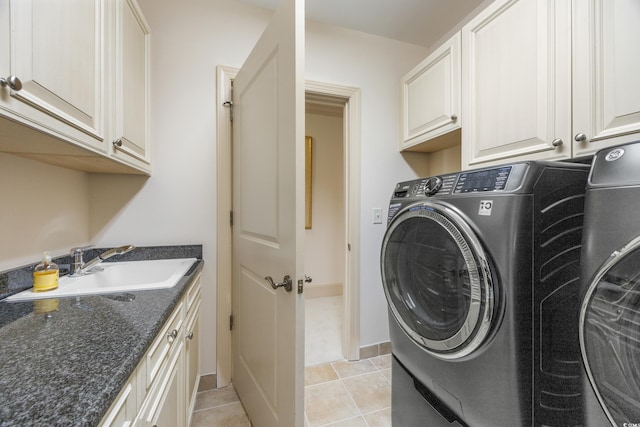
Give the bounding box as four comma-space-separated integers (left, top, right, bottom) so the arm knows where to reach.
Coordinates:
392, 164, 527, 200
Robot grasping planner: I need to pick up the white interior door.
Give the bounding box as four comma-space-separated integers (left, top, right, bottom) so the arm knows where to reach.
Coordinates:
231, 0, 305, 425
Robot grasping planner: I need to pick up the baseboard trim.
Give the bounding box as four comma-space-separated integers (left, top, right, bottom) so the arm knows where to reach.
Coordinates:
305, 283, 343, 299
359, 341, 392, 360
197, 374, 217, 392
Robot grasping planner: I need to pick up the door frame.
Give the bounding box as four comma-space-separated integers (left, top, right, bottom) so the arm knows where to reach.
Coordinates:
216, 65, 362, 387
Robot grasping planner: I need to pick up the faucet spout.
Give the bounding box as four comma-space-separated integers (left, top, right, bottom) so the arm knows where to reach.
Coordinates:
72, 245, 136, 276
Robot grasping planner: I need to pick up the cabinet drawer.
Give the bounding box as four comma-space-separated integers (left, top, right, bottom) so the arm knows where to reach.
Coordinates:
145, 301, 184, 388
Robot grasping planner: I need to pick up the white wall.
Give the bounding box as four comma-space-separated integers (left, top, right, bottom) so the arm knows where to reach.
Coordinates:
0, 153, 90, 271
304, 112, 344, 288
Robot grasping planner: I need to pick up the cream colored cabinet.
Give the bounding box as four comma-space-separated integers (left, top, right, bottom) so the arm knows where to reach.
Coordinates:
572, 0, 640, 157
100, 274, 202, 427
141, 341, 185, 427
0, 0, 106, 152
184, 285, 201, 426
109, 0, 151, 172
401, 32, 461, 152
0, 0, 150, 175
461, 0, 572, 168
99, 376, 138, 427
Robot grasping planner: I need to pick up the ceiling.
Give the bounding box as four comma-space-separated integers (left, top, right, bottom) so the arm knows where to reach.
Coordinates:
238, 0, 487, 48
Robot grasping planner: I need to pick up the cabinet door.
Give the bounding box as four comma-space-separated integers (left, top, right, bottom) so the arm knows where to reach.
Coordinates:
143, 342, 185, 427
461, 0, 572, 168
401, 32, 461, 152
572, 0, 640, 157
100, 381, 136, 427
2, 0, 105, 151
184, 300, 200, 426
111, 0, 150, 170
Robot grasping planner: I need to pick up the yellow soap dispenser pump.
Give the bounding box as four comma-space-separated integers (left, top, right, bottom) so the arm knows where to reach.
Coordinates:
33, 252, 59, 292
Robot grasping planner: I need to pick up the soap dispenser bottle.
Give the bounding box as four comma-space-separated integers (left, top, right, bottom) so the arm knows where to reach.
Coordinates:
33, 252, 59, 292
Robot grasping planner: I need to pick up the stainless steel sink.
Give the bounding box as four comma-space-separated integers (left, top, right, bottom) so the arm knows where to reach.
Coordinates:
5, 258, 197, 301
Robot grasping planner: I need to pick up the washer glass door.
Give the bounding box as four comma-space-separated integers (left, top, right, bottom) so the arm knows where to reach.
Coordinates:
381, 202, 495, 360
580, 237, 640, 427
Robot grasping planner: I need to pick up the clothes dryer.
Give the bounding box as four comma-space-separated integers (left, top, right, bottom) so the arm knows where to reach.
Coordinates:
580, 141, 640, 427
381, 161, 590, 426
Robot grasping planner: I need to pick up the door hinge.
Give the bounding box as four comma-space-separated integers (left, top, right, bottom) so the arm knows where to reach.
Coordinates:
298, 279, 303, 294
347, 243, 351, 251
230, 314, 234, 331
230, 210, 233, 226
223, 100, 234, 121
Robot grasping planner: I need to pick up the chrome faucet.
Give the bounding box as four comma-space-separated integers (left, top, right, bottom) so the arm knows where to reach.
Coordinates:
69, 245, 135, 276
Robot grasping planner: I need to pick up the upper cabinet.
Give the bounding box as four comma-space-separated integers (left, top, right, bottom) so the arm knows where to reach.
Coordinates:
400, 32, 461, 152
461, 0, 572, 168
0, 0, 106, 152
460, 0, 640, 169
0, 0, 150, 175
572, 0, 640, 157
109, 0, 151, 171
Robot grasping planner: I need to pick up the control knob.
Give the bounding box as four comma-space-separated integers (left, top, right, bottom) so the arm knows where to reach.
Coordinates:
424, 177, 442, 196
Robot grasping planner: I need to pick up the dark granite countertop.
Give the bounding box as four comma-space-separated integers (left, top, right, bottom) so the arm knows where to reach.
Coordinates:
0, 246, 203, 427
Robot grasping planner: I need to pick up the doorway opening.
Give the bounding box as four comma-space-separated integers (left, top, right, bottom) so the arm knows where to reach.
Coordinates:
304, 94, 345, 367
215, 66, 362, 386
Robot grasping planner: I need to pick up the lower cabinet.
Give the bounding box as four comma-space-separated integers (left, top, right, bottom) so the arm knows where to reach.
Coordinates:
99, 274, 201, 427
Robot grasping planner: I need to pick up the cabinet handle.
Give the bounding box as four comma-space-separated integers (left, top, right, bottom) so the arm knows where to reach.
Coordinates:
451, 114, 458, 122
112, 138, 123, 148
166, 329, 178, 342
574, 133, 587, 142
0, 75, 22, 91
186, 331, 194, 340
551, 138, 563, 148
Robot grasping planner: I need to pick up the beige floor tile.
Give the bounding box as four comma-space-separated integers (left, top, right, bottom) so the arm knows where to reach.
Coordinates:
325, 415, 368, 426
370, 354, 392, 370
305, 381, 360, 426
305, 363, 339, 386
363, 407, 392, 427
331, 359, 377, 379
190, 402, 250, 427
194, 384, 240, 411
381, 368, 392, 383
342, 371, 391, 414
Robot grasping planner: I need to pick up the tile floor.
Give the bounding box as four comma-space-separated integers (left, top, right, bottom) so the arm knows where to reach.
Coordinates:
191, 296, 392, 426
190, 355, 392, 427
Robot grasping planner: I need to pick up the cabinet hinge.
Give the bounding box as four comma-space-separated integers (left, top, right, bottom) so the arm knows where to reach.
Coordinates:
223, 100, 234, 121
230, 210, 234, 226
230, 314, 234, 331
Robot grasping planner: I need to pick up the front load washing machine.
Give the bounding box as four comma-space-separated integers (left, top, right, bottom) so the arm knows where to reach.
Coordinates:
580, 141, 640, 427
381, 161, 590, 426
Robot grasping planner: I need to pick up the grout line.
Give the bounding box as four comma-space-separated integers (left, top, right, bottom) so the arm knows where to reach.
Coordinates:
192, 400, 242, 413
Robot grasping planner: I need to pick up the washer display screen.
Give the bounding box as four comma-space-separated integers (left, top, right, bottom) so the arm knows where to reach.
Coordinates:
454, 166, 512, 193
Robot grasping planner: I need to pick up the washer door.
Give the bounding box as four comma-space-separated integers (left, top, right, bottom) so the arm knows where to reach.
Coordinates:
580, 236, 640, 426
381, 202, 495, 360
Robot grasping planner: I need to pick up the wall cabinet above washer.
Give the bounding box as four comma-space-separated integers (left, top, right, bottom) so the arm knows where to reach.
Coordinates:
460, 0, 640, 169
0, 0, 150, 175
572, 0, 640, 158
461, 0, 572, 168
400, 32, 461, 153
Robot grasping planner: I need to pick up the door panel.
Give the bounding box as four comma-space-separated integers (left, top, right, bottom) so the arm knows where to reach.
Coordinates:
231, 0, 305, 425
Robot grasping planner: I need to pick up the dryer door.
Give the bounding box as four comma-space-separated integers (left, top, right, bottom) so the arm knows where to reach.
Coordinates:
580, 236, 640, 427
381, 202, 495, 360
